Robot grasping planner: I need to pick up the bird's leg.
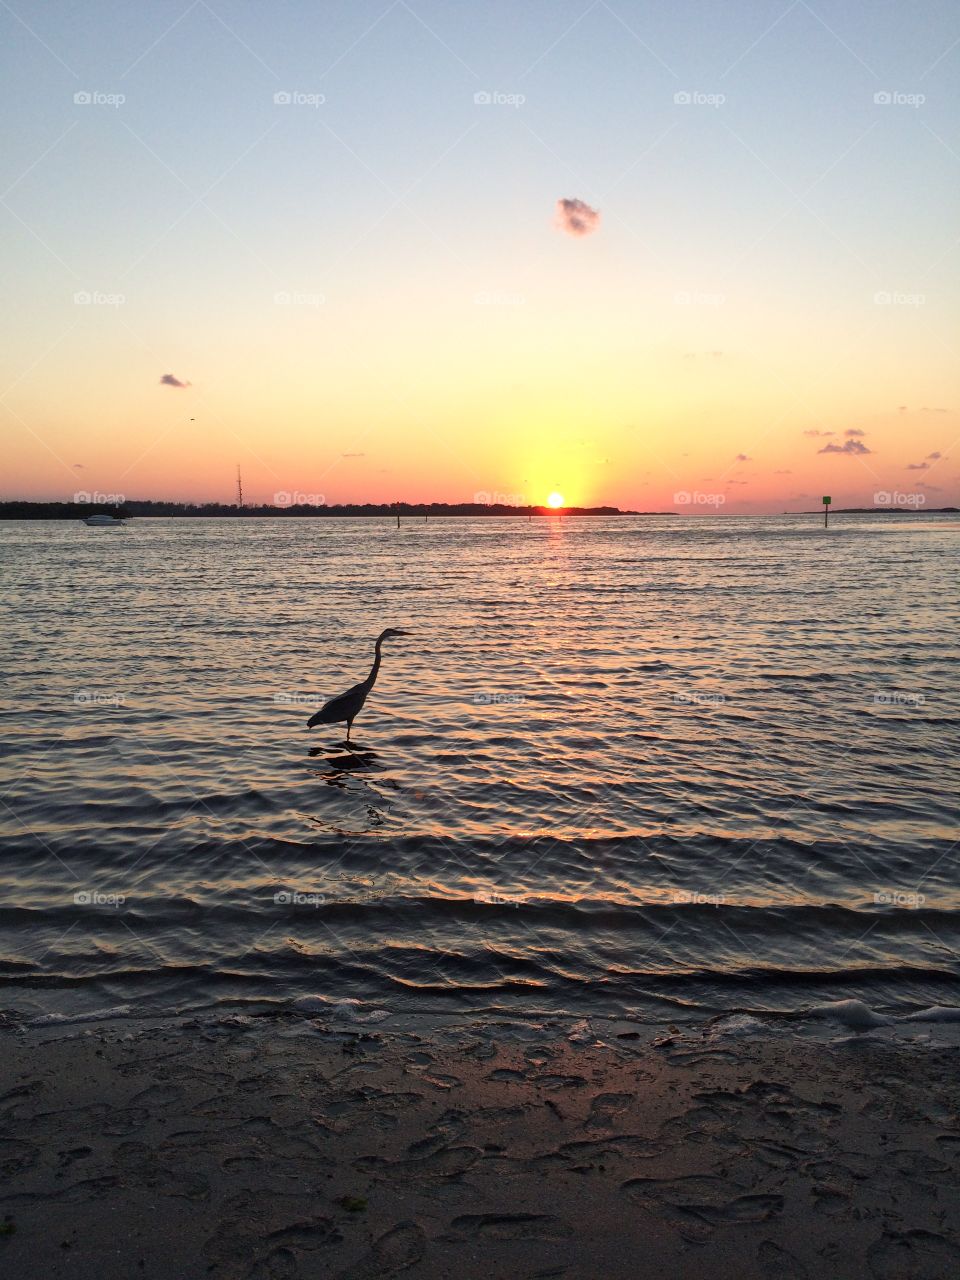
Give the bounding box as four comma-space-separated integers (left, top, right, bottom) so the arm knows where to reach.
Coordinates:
346, 719, 353, 743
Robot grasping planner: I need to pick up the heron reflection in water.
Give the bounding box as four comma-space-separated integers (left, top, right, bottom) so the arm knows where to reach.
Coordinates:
307, 628, 410, 743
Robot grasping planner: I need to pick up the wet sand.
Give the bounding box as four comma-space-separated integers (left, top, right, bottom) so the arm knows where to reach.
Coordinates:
0, 1015, 958, 1279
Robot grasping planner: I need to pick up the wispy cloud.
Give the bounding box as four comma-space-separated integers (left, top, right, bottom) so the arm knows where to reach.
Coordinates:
803, 429, 834, 437
554, 197, 600, 238
927, 451, 942, 459
160, 373, 190, 388
845, 428, 865, 437
906, 461, 929, 470
341, 452, 365, 458
818, 439, 871, 455
735, 452, 751, 462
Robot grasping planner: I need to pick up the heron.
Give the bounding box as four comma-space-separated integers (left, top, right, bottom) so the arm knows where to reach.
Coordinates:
307, 628, 410, 741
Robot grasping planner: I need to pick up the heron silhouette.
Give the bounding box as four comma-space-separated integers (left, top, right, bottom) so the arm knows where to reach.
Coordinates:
307, 629, 410, 741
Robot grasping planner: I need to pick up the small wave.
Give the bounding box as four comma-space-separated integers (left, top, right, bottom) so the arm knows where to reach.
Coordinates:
29, 1003, 134, 1027
292, 994, 389, 1022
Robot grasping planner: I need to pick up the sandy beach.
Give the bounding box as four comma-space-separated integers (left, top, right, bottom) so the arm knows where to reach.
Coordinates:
0, 1013, 957, 1279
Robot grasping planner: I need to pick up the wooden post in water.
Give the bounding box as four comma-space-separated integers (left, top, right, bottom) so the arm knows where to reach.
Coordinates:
396, 500, 400, 529
823, 495, 831, 528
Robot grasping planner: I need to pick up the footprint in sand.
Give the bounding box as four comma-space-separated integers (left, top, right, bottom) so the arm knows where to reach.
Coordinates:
420, 1072, 462, 1090
559, 1135, 662, 1164
128, 1083, 185, 1109
867, 1229, 960, 1279
584, 1092, 632, 1131
355, 1144, 482, 1181
56, 1146, 93, 1170
886, 1148, 957, 1184
0, 1139, 39, 1178
447, 1213, 573, 1241
758, 1240, 809, 1278
113, 1141, 210, 1200
622, 1173, 784, 1243
334, 1222, 426, 1279
810, 1184, 850, 1217
204, 1189, 341, 1279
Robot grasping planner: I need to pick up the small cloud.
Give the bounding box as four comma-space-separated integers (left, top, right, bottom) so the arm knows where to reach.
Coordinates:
921, 406, 948, 413
734, 453, 750, 462
818, 439, 872, 455
906, 462, 929, 470
845, 428, 866, 437
898, 405, 908, 412
926, 451, 942, 460
160, 373, 190, 388
919, 482, 942, 491
803, 429, 834, 437
774, 469, 792, 474
72, 463, 85, 470
341, 452, 365, 458
554, 197, 600, 238
728, 479, 748, 485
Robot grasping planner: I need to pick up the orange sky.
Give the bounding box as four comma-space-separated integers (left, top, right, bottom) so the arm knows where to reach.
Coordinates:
2, 1, 957, 513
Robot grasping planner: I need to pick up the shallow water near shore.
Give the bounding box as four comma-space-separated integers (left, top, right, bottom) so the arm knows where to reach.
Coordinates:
2, 514, 958, 1026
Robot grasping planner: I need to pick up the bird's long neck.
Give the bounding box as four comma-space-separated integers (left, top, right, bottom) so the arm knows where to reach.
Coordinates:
365, 637, 384, 689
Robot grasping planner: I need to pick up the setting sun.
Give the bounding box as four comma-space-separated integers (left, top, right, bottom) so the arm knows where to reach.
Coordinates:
547, 492, 565, 509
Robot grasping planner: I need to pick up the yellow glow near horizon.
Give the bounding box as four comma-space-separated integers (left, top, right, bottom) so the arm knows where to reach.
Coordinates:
547, 491, 565, 508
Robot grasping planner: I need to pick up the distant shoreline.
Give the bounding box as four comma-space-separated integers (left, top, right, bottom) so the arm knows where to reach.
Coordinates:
798, 507, 959, 515
0, 501, 671, 519
2, 501, 957, 520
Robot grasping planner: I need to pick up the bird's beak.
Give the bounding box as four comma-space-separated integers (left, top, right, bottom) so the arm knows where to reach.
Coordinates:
393, 629, 412, 636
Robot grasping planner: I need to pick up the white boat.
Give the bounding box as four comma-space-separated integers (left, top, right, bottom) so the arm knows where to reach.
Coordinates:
83, 513, 125, 527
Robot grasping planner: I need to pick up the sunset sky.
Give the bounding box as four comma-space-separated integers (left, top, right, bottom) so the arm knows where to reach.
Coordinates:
2, 0, 957, 512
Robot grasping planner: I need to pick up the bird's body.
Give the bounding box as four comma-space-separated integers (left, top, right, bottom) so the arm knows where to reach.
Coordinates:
307, 628, 409, 740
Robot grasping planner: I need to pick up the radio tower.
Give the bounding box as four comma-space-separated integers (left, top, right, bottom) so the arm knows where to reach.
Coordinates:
236, 465, 244, 509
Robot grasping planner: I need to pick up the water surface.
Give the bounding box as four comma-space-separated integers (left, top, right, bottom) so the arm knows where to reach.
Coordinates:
2, 515, 958, 1024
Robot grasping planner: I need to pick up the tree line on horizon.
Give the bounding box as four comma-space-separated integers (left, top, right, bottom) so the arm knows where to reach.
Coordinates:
0, 499, 641, 519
